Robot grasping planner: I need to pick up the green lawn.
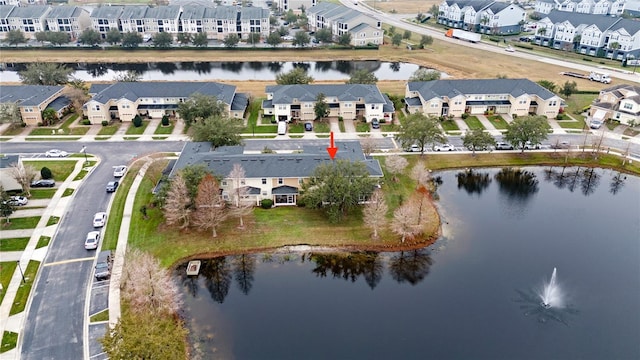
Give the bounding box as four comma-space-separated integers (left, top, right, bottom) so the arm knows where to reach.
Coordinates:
0, 331, 18, 354
29, 189, 57, 199
314, 122, 330, 133
338, 121, 346, 132
288, 123, 305, 133
97, 124, 120, 136
557, 118, 587, 129
0, 262, 18, 304
1, 124, 25, 136
36, 236, 50, 249
60, 113, 79, 129
0, 237, 30, 251
563, 93, 597, 121
463, 116, 485, 130
440, 120, 460, 132
23, 160, 76, 182
125, 121, 149, 135
486, 115, 509, 130
26, 137, 81, 141
9, 260, 40, 315
154, 123, 174, 135
90, 309, 109, 323
356, 122, 371, 132
251, 125, 277, 134
28, 126, 88, 136
1, 216, 41, 230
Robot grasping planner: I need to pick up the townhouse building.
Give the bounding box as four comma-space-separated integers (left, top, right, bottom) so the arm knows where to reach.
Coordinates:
307, 2, 382, 45
273, 0, 316, 14
0, 5, 12, 34
119, 5, 147, 33
590, 83, 640, 126
143, 5, 181, 34
44, 5, 90, 40
3, 4, 49, 39
438, 0, 526, 34
262, 84, 394, 123
171, 141, 383, 206
85, 81, 248, 123
404, 79, 563, 119
0, 85, 68, 126
535, 10, 640, 59
534, 0, 626, 15
89, 5, 123, 39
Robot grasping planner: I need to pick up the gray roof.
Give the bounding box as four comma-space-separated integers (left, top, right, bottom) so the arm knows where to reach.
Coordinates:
265, 84, 387, 105
7, 5, 50, 18
205, 6, 238, 20
404, 97, 423, 106
144, 5, 181, 19
309, 2, 351, 19
90, 6, 124, 19
240, 7, 269, 20
88, 81, 237, 105
181, 5, 207, 20
444, 0, 495, 11
407, 79, 559, 100
350, 23, 372, 33
543, 9, 620, 31
121, 5, 148, 20
382, 94, 395, 113
487, 2, 510, 13
610, 18, 640, 35
0, 5, 14, 19
46, 5, 86, 19
0, 85, 64, 106
0, 155, 20, 170
172, 141, 383, 179
47, 96, 71, 112
230, 92, 249, 111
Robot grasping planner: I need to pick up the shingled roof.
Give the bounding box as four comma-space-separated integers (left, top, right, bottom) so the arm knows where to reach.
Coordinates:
88, 81, 237, 105
407, 79, 558, 100
0, 85, 64, 106
265, 84, 387, 105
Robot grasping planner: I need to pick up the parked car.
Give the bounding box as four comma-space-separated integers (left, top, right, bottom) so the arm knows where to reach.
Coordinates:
106, 181, 119, 193
84, 231, 100, 250
433, 144, 455, 151
93, 212, 107, 228
304, 122, 313, 131
45, 149, 68, 158
371, 119, 380, 129
30, 179, 55, 188
113, 165, 127, 178
405, 144, 422, 152
94, 251, 112, 280
7, 196, 28, 206
523, 141, 541, 150
495, 142, 514, 150
282, 35, 294, 41
551, 141, 571, 149
505, 45, 515, 52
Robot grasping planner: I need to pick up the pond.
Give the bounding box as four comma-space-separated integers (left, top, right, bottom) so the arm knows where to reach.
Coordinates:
0, 60, 426, 82
173, 167, 640, 359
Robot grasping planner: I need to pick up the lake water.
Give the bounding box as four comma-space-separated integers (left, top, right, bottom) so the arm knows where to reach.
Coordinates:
0, 61, 423, 82
173, 167, 640, 359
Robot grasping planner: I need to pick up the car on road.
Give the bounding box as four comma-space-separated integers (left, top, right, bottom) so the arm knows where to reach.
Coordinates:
93, 212, 107, 228
94, 251, 112, 280
495, 142, 514, 150
433, 144, 455, 151
551, 141, 571, 149
283, 35, 294, 41
7, 196, 28, 206
84, 231, 100, 250
113, 165, 127, 178
304, 122, 313, 131
523, 141, 541, 150
405, 144, 423, 152
30, 179, 55, 188
45, 149, 68, 157
371, 119, 380, 129
505, 45, 515, 52
106, 181, 119, 193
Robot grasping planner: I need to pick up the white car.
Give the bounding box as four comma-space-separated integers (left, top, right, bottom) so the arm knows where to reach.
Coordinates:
45, 149, 68, 158
405, 144, 422, 152
84, 231, 101, 250
113, 165, 127, 178
93, 212, 107, 228
8, 196, 28, 206
282, 35, 294, 41
505, 45, 515, 52
433, 144, 456, 152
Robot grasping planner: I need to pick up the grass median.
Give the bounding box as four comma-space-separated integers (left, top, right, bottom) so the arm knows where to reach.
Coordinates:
10, 260, 40, 315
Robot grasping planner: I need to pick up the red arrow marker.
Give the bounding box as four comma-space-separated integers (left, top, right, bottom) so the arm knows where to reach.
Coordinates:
326, 131, 338, 160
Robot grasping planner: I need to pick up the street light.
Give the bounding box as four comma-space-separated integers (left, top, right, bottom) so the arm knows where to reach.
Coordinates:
80, 145, 88, 163
16, 260, 25, 283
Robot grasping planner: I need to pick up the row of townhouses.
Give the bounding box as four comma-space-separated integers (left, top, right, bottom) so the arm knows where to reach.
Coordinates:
306, 2, 382, 45
534, 0, 626, 15
534, 9, 640, 59
437, 0, 527, 35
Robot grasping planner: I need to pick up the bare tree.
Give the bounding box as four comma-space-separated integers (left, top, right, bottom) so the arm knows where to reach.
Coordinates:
64, 87, 89, 114
121, 249, 181, 314
9, 162, 37, 197
385, 155, 408, 182
362, 189, 388, 239
410, 163, 432, 188
192, 173, 228, 237
228, 163, 253, 229
391, 199, 421, 243
361, 137, 375, 157
163, 173, 191, 229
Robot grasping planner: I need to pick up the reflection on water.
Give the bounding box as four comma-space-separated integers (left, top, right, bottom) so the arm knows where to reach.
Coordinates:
456, 169, 492, 196
513, 288, 579, 326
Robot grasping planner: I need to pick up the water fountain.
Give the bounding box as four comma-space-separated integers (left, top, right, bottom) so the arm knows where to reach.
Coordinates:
540, 267, 562, 309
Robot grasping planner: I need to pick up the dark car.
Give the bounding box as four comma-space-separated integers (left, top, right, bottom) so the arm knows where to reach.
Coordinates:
30, 179, 55, 188
304, 122, 313, 131
94, 251, 112, 281
106, 181, 119, 193
371, 119, 380, 129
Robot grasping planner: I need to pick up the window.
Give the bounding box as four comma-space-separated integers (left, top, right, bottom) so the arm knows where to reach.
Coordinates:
222, 180, 227, 186
623, 103, 633, 110
278, 178, 283, 184
262, 178, 267, 184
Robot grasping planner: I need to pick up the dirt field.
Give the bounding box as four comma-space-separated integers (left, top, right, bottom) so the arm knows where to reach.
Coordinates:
363, 0, 441, 14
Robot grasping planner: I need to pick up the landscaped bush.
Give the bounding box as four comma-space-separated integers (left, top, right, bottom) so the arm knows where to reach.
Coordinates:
101, 120, 109, 126
133, 115, 142, 127
161, 115, 170, 126
260, 199, 273, 209
40, 167, 52, 180
461, 113, 469, 119
20, 122, 26, 127
81, 119, 91, 125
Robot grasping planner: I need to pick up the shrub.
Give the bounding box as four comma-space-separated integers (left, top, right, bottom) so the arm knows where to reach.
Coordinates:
161, 115, 170, 126
461, 113, 469, 119
20, 122, 27, 127
133, 115, 143, 127
101, 120, 109, 126
512, 114, 518, 119
41, 167, 53, 180
338, 116, 343, 122
82, 119, 91, 125
260, 199, 273, 209
37, 122, 43, 127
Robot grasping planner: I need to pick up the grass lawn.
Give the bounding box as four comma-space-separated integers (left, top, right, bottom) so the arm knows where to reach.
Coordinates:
314, 122, 331, 133
9, 260, 40, 315
1, 124, 26, 136
98, 124, 120, 136
62, 188, 74, 197
0, 237, 30, 251
339, 121, 346, 132
68, 127, 89, 135
0, 262, 18, 304
486, 115, 509, 130
154, 123, 174, 135
0, 331, 18, 354
28, 189, 57, 199
440, 120, 460, 132
623, 127, 640, 137
125, 121, 149, 135
356, 123, 371, 132
23, 160, 76, 182
463, 116, 485, 130
36, 236, 50, 249
60, 113, 79, 128
605, 120, 620, 131
288, 123, 304, 133
26, 137, 81, 141
557, 118, 587, 129
1, 216, 40, 230
251, 125, 277, 134
90, 309, 109, 323
563, 93, 597, 120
